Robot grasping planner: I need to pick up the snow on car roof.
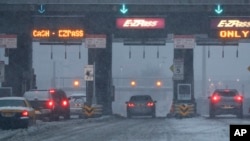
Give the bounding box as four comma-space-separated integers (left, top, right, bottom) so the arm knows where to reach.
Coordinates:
0, 96, 26, 100
0, 106, 30, 111
69, 93, 86, 97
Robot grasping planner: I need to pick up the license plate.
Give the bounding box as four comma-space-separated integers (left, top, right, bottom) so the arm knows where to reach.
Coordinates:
2, 112, 14, 117
223, 105, 234, 109
75, 104, 81, 107
35, 110, 41, 114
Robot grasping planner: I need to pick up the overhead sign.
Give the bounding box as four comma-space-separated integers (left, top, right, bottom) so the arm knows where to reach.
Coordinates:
173, 59, 184, 80
120, 4, 128, 14
84, 65, 94, 81
0, 34, 17, 48
116, 18, 165, 29
211, 18, 250, 39
214, 4, 223, 15
38, 4, 45, 14
85, 34, 106, 48
0, 61, 5, 82
174, 35, 195, 49
32, 29, 84, 40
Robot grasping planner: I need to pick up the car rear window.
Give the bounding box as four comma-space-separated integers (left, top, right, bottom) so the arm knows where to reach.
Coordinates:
215, 90, 237, 97
24, 91, 50, 101
130, 96, 152, 101
0, 100, 26, 107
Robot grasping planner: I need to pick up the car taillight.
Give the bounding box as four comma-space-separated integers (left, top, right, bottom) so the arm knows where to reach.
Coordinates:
128, 102, 135, 107
234, 95, 243, 102
49, 89, 55, 94
22, 110, 29, 117
62, 100, 68, 106
211, 95, 220, 103
147, 102, 154, 107
47, 100, 54, 108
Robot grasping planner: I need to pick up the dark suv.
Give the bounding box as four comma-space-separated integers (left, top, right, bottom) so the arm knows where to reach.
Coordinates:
126, 95, 156, 118
23, 89, 70, 121
208, 89, 243, 118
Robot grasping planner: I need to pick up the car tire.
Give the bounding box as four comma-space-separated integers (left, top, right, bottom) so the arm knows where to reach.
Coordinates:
209, 107, 215, 118
29, 117, 36, 126
49, 114, 59, 121
236, 107, 243, 118
127, 111, 132, 118
152, 111, 156, 118
64, 113, 70, 120
21, 123, 28, 129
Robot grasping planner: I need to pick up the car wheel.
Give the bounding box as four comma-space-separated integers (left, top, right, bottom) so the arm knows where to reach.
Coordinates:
49, 114, 59, 121
79, 114, 84, 118
127, 111, 132, 118
29, 117, 36, 126
152, 111, 156, 118
236, 108, 243, 118
64, 113, 70, 120
21, 123, 28, 129
209, 107, 215, 118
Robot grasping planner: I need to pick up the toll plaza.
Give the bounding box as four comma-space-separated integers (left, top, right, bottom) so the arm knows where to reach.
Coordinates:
0, 0, 250, 116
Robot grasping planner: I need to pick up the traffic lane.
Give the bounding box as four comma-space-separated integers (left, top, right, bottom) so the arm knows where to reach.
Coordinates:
196, 97, 250, 117
4, 116, 233, 141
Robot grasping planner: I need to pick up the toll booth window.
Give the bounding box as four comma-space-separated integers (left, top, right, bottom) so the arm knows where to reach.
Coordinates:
178, 84, 191, 100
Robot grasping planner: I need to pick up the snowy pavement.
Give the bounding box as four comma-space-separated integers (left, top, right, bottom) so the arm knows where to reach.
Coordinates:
0, 115, 249, 141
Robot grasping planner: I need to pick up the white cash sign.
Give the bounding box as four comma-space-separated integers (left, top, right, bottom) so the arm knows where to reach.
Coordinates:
85, 34, 106, 48
0, 34, 17, 48
84, 65, 94, 81
174, 35, 195, 49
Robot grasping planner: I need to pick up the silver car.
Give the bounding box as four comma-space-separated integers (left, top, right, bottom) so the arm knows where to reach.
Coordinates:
126, 95, 156, 118
208, 89, 243, 118
68, 93, 86, 118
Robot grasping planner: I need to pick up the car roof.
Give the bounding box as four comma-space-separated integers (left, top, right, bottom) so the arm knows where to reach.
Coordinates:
69, 93, 86, 97
130, 95, 153, 101
130, 95, 152, 98
0, 96, 26, 100
214, 89, 238, 92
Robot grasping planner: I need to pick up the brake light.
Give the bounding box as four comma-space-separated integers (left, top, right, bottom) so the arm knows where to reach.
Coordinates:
62, 100, 68, 106
49, 89, 55, 94
211, 95, 221, 103
234, 95, 243, 102
22, 110, 29, 117
128, 102, 135, 107
147, 102, 154, 107
47, 100, 54, 108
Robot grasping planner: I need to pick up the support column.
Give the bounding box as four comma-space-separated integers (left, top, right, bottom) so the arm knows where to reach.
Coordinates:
86, 34, 113, 115
0, 12, 33, 96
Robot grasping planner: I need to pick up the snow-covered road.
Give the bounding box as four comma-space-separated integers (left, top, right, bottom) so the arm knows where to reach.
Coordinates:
1, 115, 250, 141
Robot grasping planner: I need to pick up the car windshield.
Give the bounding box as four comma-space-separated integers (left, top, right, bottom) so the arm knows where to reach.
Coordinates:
215, 90, 238, 97
24, 91, 50, 101
0, 100, 26, 107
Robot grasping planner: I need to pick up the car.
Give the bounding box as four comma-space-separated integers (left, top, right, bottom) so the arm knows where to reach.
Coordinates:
208, 89, 243, 118
0, 97, 36, 129
68, 93, 86, 118
23, 89, 70, 121
126, 95, 156, 118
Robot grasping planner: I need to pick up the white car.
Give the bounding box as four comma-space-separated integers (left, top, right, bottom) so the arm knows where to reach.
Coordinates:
68, 93, 86, 118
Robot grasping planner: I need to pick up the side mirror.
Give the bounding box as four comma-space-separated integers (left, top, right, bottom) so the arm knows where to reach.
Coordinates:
154, 101, 157, 103
125, 101, 128, 104
208, 96, 211, 99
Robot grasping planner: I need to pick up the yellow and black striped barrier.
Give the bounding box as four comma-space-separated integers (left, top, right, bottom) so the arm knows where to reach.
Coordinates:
174, 103, 195, 117
83, 104, 103, 118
